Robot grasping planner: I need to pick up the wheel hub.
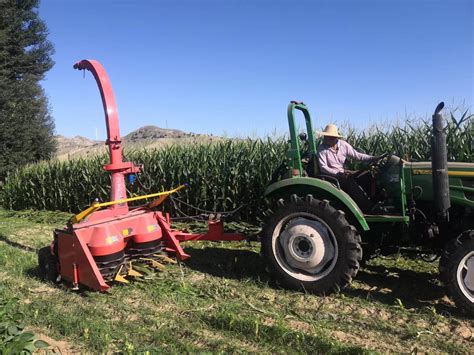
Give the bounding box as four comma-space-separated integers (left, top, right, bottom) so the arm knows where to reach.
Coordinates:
462, 253, 474, 291
457, 251, 474, 302
279, 218, 335, 274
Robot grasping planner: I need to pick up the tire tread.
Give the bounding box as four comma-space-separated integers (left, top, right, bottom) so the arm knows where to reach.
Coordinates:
261, 194, 362, 295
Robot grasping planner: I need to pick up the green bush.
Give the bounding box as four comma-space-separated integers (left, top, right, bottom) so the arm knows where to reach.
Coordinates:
0, 296, 49, 353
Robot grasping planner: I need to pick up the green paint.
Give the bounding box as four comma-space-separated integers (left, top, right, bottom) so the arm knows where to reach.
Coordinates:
264, 177, 370, 231
286, 102, 317, 176
270, 102, 474, 236
407, 162, 474, 208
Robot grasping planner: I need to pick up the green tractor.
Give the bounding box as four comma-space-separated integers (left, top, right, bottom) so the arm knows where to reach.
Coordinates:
262, 101, 474, 314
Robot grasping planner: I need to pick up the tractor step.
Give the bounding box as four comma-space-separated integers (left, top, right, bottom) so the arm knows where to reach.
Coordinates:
364, 214, 410, 222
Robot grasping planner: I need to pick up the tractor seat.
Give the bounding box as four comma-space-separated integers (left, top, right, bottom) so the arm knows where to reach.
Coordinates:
306, 155, 341, 189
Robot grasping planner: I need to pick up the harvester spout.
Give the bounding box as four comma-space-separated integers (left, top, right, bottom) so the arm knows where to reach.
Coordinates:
431, 101, 450, 222
74, 60, 140, 207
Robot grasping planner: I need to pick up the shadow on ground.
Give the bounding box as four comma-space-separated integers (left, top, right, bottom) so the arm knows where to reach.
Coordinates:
184, 245, 465, 316
347, 263, 463, 315
0, 233, 45, 281
3, 229, 463, 317
0, 233, 38, 253
184, 246, 269, 282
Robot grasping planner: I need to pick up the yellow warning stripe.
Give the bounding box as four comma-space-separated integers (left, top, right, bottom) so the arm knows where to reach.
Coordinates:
71, 184, 186, 224
412, 169, 474, 177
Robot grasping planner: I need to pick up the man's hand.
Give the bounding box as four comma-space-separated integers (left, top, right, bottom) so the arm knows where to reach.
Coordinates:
371, 153, 390, 163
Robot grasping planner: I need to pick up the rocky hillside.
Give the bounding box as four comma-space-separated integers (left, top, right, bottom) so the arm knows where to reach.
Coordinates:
123, 125, 195, 142
55, 126, 214, 160
55, 135, 102, 158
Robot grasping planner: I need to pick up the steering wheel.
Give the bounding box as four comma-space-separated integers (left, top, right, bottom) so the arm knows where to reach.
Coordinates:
368, 152, 390, 167
352, 152, 390, 179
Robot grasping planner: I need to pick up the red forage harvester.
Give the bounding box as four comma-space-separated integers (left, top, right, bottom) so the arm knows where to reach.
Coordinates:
38, 59, 245, 291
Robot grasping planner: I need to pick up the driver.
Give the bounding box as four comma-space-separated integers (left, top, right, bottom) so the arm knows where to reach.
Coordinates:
317, 124, 376, 213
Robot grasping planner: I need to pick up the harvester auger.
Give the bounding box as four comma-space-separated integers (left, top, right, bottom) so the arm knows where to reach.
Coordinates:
38, 59, 245, 291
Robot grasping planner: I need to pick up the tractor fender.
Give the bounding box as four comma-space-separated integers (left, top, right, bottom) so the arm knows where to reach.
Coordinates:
264, 177, 370, 231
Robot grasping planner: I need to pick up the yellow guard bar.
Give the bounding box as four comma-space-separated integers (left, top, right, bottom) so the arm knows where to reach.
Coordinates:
71, 184, 187, 224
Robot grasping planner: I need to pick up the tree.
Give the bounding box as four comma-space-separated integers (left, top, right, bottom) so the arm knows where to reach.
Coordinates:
0, 0, 56, 179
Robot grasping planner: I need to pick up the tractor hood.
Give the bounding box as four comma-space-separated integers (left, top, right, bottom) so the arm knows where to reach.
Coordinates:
405, 161, 474, 207
407, 161, 474, 175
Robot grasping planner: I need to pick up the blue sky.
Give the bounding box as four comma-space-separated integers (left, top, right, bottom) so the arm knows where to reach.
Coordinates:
39, 0, 473, 140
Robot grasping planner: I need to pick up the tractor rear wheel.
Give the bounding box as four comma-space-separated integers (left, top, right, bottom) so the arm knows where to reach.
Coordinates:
38, 246, 59, 283
439, 231, 474, 315
261, 194, 362, 294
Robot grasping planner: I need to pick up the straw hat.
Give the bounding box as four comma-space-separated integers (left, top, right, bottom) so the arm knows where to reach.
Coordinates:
318, 124, 342, 138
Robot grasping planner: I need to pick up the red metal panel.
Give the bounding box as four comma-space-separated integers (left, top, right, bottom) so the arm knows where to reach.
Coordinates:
171, 221, 245, 242
57, 230, 109, 292
155, 212, 190, 260
174, 221, 245, 241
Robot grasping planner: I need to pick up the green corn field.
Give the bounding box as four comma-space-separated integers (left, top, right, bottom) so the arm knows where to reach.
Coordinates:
1, 111, 472, 220
346, 109, 473, 162
1, 138, 288, 220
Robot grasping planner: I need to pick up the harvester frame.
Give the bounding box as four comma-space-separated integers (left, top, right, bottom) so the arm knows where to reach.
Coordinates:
39, 59, 244, 292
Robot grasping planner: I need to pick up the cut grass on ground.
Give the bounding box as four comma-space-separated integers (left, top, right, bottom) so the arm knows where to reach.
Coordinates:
0, 209, 472, 353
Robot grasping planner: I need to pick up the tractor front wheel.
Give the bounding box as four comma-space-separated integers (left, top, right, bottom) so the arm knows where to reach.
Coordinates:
38, 245, 59, 283
439, 231, 474, 315
261, 194, 362, 294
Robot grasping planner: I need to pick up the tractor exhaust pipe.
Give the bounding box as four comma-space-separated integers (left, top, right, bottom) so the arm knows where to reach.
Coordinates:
431, 102, 450, 222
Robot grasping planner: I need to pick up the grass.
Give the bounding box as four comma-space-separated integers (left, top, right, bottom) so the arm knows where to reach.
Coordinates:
0, 209, 472, 353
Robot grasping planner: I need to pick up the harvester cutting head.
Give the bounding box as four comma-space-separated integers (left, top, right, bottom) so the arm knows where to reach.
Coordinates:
39, 59, 244, 291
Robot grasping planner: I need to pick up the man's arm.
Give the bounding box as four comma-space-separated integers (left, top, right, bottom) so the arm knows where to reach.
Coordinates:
317, 149, 340, 175
342, 141, 374, 162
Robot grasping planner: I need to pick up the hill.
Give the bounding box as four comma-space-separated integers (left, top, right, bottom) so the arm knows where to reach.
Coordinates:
55, 125, 215, 159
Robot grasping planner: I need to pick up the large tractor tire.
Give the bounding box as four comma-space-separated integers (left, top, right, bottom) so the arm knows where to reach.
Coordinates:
38, 246, 59, 283
261, 194, 362, 295
439, 231, 474, 315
